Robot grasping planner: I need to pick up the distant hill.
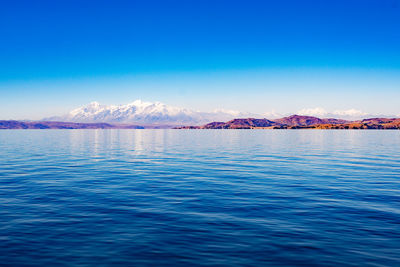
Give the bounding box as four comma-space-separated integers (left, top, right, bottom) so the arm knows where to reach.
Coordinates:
274, 115, 348, 126
198, 118, 278, 129
176, 115, 400, 129
0, 121, 144, 129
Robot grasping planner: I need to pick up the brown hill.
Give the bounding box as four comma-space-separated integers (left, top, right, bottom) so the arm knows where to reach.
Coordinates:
176, 116, 400, 130
314, 119, 400, 129
273, 115, 348, 126
181, 118, 278, 129
0, 121, 144, 129
361, 118, 400, 124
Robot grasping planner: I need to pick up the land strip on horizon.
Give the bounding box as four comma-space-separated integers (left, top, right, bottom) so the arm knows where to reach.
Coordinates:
1, 115, 400, 130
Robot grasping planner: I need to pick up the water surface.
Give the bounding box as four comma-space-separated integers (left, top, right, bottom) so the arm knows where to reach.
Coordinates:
0, 130, 399, 266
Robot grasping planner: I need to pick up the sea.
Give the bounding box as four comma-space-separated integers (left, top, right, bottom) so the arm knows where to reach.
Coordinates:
0, 129, 399, 266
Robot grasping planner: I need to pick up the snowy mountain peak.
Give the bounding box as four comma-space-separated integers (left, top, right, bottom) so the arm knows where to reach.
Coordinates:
89, 101, 100, 106
46, 100, 254, 125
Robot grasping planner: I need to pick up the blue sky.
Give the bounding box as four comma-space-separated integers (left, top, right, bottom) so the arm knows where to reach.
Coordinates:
1, 0, 399, 119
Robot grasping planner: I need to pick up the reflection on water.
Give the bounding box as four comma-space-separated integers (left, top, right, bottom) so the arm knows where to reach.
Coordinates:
0, 130, 400, 266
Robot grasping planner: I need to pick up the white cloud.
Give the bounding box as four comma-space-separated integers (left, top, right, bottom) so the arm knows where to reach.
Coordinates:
332, 109, 367, 117
212, 108, 242, 116
297, 107, 328, 117
297, 107, 369, 120
262, 110, 283, 119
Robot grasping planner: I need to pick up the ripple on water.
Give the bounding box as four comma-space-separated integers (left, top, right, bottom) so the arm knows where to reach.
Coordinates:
0, 129, 399, 266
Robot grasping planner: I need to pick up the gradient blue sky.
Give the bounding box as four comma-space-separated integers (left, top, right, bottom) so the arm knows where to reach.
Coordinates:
1, 0, 399, 119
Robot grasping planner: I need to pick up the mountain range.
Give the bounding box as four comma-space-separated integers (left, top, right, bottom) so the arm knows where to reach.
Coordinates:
45, 100, 255, 126
2, 115, 400, 129
1, 100, 399, 129
177, 115, 400, 129
43, 100, 398, 126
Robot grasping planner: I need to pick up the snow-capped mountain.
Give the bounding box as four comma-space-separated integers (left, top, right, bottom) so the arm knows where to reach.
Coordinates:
45, 100, 257, 125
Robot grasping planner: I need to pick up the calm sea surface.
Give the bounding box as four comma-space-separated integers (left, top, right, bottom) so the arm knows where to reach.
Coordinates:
0, 130, 399, 266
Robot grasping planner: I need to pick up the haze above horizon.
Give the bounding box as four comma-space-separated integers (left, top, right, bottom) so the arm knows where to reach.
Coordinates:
1, 0, 399, 120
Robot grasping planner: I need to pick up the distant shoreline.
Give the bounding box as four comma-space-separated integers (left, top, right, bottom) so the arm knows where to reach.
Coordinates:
1, 114, 400, 130
0, 120, 145, 130
176, 116, 400, 130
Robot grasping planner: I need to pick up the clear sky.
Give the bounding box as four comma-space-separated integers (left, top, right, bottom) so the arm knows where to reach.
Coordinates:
1, 0, 399, 119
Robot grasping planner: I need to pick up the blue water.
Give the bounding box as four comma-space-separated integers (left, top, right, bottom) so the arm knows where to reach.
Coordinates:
0, 130, 399, 266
